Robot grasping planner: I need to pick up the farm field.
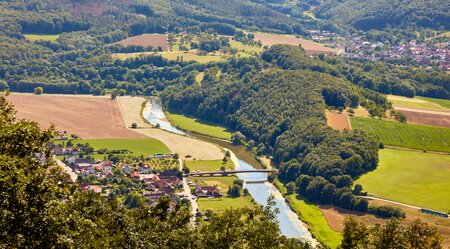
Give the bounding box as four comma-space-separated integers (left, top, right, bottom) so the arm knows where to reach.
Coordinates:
350, 116, 450, 152
185, 159, 234, 172
253, 33, 339, 55
112, 51, 225, 63
56, 138, 170, 159
117, 98, 224, 160
273, 180, 341, 248
387, 95, 448, 110
166, 110, 233, 140
229, 40, 264, 54
24, 34, 59, 42
117, 96, 152, 128
356, 149, 450, 212
115, 34, 168, 51
417, 96, 450, 109
7, 93, 143, 139
394, 107, 450, 128
325, 111, 351, 132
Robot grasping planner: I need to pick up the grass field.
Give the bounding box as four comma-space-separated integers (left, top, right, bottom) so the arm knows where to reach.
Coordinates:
356, 149, 450, 212
387, 95, 449, 110
24, 34, 59, 42
416, 96, 450, 109
185, 159, 234, 172
189, 176, 237, 192
197, 196, 254, 212
195, 72, 205, 84
112, 51, 225, 63
166, 110, 233, 140
229, 40, 263, 54
350, 117, 450, 152
274, 180, 342, 248
57, 138, 170, 159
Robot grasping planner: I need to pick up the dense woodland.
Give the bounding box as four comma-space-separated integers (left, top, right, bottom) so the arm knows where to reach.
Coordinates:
162, 46, 384, 213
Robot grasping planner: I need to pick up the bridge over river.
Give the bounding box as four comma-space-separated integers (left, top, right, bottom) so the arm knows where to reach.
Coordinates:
188, 169, 276, 176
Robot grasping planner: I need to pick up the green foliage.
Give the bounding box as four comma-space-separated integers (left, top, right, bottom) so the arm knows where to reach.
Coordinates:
340, 217, 442, 249
351, 117, 450, 152
34, 86, 43, 95
228, 184, 242, 197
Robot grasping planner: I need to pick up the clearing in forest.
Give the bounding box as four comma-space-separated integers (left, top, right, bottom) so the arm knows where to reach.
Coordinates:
325, 111, 351, 132
116, 34, 168, 51
24, 34, 60, 43
356, 149, 450, 212
253, 33, 340, 55
7, 93, 143, 139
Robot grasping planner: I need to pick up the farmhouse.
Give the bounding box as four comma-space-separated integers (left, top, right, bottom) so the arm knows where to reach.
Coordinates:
194, 186, 223, 198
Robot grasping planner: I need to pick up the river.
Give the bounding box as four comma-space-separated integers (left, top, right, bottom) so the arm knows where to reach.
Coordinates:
142, 99, 317, 245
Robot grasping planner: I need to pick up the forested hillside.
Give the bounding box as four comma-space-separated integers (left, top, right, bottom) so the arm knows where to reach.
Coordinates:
315, 0, 450, 31
163, 46, 382, 212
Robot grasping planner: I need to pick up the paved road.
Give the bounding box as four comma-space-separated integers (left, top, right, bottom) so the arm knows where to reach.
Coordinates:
56, 159, 77, 182
179, 159, 198, 224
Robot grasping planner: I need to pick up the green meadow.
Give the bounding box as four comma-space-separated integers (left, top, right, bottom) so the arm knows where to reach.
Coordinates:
166, 110, 233, 140
356, 149, 450, 212
24, 34, 60, 43
185, 159, 234, 172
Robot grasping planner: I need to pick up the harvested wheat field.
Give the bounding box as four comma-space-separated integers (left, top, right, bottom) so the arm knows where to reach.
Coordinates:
325, 111, 351, 131
117, 96, 152, 128
116, 34, 168, 51
394, 107, 450, 128
7, 93, 143, 139
254, 33, 339, 55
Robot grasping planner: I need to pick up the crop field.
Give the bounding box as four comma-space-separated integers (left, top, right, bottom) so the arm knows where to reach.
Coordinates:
185, 159, 234, 172
117, 96, 152, 128
395, 108, 450, 128
7, 93, 143, 139
356, 149, 450, 212
116, 34, 168, 51
350, 117, 450, 152
274, 180, 341, 248
388, 95, 449, 110
325, 111, 351, 131
112, 51, 225, 63
253, 33, 339, 55
56, 138, 170, 159
166, 110, 233, 140
24, 34, 59, 42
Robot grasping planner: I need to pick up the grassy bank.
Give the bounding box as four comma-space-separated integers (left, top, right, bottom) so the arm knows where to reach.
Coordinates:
351, 117, 450, 152
166, 110, 233, 140
273, 180, 342, 248
356, 149, 450, 212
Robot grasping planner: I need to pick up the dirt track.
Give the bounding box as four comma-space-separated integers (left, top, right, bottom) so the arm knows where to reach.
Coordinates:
7, 93, 143, 139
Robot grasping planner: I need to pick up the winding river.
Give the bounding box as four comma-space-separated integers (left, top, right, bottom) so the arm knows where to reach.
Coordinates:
142, 99, 317, 245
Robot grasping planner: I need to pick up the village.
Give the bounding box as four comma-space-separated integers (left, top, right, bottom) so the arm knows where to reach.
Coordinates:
309, 30, 450, 71
45, 140, 224, 210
